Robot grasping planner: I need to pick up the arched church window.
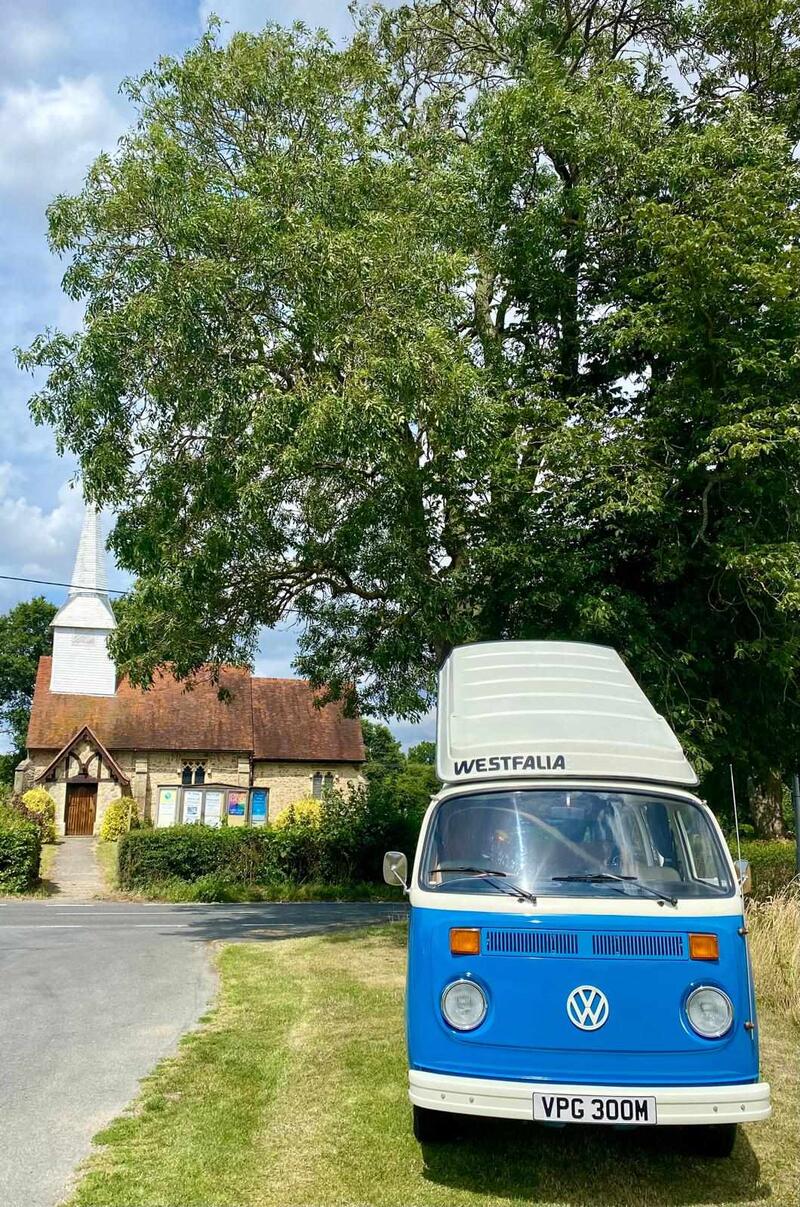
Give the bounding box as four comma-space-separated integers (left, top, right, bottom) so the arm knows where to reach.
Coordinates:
324, 773, 334, 791
183, 762, 206, 785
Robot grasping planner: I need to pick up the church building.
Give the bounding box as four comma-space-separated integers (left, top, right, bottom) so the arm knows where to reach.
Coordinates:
19, 506, 365, 836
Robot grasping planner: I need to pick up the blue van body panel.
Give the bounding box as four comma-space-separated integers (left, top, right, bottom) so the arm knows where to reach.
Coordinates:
407, 905, 759, 1087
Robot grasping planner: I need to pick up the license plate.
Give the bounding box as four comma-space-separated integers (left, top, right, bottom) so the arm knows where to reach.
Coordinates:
533, 1092, 657, 1125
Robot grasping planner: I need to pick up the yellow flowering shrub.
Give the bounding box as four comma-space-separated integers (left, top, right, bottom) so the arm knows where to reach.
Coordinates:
271, 796, 322, 829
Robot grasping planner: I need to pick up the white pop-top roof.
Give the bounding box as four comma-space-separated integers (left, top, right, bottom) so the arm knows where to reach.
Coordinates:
51, 503, 116, 632
436, 641, 697, 788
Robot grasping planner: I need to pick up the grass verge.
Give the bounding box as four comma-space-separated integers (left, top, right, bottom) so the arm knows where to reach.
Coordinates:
35, 841, 59, 895
68, 922, 797, 1207
747, 889, 800, 1028
94, 839, 119, 893
118, 874, 405, 903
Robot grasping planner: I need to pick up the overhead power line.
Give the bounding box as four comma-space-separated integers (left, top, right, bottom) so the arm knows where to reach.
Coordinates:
0, 573, 128, 596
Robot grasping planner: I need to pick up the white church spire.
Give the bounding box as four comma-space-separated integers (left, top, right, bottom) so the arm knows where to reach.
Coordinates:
69, 503, 109, 596
50, 501, 117, 695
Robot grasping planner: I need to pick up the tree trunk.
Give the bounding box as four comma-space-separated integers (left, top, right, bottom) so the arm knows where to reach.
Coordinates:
748, 770, 787, 839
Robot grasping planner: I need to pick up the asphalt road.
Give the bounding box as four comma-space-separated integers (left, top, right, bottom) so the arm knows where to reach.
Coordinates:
0, 899, 405, 1207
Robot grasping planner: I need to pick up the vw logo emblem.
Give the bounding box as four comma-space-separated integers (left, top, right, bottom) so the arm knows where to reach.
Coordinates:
566, 985, 609, 1031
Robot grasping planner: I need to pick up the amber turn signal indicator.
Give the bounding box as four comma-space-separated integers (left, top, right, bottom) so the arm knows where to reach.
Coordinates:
689, 933, 719, 961
450, 928, 481, 956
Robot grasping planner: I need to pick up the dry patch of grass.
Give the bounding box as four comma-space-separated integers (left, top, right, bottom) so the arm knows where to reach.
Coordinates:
35, 842, 59, 895
748, 889, 800, 1028
94, 840, 119, 893
67, 923, 798, 1207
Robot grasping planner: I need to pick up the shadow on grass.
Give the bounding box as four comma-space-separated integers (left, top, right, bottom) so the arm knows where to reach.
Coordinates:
420, 1115, 767, 1205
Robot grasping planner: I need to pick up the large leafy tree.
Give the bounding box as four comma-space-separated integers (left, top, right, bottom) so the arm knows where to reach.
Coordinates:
361, 720, 406, 782
21, 3, 800, 833
0, 598, 56, 783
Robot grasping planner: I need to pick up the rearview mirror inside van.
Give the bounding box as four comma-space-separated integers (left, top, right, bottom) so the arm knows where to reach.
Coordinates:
383, 850, 408, 890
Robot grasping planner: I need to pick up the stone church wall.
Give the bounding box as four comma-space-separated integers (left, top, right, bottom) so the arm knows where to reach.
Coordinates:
29, 747, 365, 832
251, 761, 364, 818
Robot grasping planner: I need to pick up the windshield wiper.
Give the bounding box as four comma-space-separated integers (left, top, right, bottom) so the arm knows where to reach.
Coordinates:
431, 865, 509, 877
552, 873, 677, 908
431, 865, 537, 905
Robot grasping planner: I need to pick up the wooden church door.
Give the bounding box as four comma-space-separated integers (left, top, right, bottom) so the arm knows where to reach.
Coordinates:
65, 785, 97, 835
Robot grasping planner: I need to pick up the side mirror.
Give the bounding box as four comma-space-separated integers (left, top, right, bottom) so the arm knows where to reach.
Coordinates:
734, 859, 752, 895
383, 850, 409, 890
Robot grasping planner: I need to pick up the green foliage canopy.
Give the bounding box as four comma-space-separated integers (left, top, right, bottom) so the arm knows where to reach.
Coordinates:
361, 720, 406, 781
407, 741, 436, 767
0, 597, 56, 782
20, 2, 800, 802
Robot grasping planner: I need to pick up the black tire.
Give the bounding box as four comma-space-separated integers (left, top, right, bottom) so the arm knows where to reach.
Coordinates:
413, 1105, 457, 1143
696, 1124, 738, 1158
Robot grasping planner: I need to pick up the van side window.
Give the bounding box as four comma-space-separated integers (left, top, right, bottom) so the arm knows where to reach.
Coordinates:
677, 806, 723, 885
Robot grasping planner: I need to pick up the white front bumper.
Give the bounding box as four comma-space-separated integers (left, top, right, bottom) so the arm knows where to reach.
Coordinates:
409, 1070, 771, 1126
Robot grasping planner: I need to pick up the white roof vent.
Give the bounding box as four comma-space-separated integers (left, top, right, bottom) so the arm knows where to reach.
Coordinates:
436, 641, 697, 788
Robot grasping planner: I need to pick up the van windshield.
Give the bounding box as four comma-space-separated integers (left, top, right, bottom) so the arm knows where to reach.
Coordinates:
420, 790, 734, 900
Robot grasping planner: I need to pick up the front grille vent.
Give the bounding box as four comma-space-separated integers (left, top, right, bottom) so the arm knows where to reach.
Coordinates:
591, 932, 685, 959
485, 929, 578, 956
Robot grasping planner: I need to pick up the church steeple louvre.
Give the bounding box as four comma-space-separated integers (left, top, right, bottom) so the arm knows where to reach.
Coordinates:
49, 501, 117, 696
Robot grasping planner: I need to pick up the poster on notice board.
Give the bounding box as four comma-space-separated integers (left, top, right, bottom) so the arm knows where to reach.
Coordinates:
227, 790, 248, 827
157, 788, 177, 828
183, 790, 202, 825
204, 791, 223, 828
250, 788, 268, 826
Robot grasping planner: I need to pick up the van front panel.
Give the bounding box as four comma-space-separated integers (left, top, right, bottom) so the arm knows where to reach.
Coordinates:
407, 907, 759, 1088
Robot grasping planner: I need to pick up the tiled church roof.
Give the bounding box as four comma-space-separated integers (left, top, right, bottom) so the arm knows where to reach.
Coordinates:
251, 678, 363, 762
27, 657, 365, 763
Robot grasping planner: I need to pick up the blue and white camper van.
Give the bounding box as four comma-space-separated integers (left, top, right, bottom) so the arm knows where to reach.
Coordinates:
384, 642, 770, 1157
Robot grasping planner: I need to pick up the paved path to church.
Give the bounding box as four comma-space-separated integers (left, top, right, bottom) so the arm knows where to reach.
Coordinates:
48, 836, 105, 898
0, 899, 404, 1207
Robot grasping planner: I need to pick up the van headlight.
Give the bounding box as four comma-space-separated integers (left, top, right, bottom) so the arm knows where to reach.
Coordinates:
441, 979, 487, 1031
686, 986, 733, 1038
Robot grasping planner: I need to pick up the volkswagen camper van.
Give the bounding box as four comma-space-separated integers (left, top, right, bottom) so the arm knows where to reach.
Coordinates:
384, 642, 770, 1156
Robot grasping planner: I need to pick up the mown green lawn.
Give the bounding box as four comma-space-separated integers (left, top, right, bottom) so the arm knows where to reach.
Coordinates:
68, 925, 798, 1207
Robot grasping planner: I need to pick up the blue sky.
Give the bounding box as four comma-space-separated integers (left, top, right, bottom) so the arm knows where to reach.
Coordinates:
0, 0, 432, 748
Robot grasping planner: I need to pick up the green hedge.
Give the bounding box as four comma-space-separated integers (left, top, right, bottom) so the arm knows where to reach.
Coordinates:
118, 826, 278, 888
118, 785, 421, 893
117, 825, 397, 891
737, 839, 798, 900
0, 805, 42, 893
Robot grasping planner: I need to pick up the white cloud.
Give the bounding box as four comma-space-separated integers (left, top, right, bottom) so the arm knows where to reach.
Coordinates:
0, 474, 84, 582
4, 12, 66, 69
0, 473, 129, 604
0, 75, 123, 202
